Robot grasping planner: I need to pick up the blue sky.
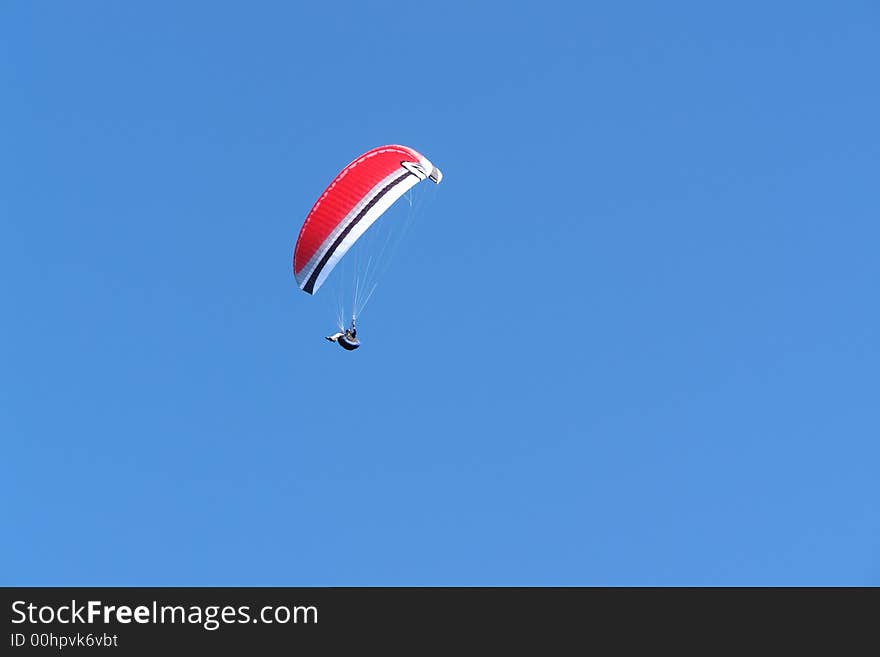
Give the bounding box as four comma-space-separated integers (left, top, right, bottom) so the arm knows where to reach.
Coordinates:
2, 2, 878, 585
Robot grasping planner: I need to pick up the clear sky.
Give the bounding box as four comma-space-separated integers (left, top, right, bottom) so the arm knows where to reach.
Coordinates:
2, 2, 878, 585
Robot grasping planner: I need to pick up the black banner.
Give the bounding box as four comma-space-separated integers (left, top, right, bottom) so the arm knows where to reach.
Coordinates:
1, 587, 873, 653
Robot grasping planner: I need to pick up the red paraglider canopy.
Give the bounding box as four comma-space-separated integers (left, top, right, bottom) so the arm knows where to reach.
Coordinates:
293, 144, 442, 294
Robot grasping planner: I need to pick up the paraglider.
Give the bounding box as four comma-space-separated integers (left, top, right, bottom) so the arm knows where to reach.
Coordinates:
292, 145, 442, 350
325, 319, 360, 350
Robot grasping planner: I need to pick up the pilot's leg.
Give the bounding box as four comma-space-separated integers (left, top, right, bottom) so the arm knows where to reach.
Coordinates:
325, 332, 344, 342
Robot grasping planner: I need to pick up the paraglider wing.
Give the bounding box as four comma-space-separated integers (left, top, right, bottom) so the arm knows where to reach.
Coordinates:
293, 145, 442, 295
